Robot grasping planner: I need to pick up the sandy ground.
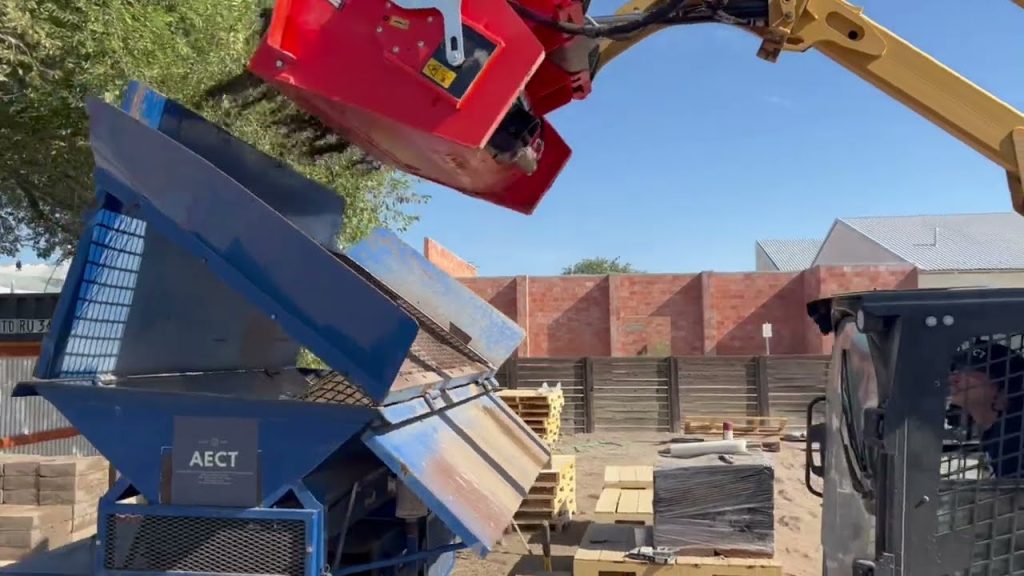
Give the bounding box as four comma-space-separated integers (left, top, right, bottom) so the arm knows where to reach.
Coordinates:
452, 431, 822, 576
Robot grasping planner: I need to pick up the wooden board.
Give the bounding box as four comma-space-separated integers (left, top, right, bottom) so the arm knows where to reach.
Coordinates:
683, 416, 787, 437
604, 465, 654, 489
594, 487, 653, 525
573, 524, 782, 576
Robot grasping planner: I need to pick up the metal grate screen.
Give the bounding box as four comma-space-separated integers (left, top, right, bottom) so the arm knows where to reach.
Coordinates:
58, 209, 145, 378
104, 512, 307, 576
940, 333, 1024, 575
300, 371, 374, 406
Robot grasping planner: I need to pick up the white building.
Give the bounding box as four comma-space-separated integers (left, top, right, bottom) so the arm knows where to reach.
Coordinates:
757, 213, 1024, 288
0, 262, 68, 294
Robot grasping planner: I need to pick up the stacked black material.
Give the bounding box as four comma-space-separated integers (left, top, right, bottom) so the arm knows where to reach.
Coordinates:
652, 453, 774, 556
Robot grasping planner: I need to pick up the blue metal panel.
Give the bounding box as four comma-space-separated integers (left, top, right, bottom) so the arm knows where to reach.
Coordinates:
34, 195, 303, 378
362, 390, 550, 552
25, 382, 376, 504
346, 230, 524, 368
378, 382, 486, 425
84, 96, 418, 402
121, 81, 346, 250
34, 199, 126, 380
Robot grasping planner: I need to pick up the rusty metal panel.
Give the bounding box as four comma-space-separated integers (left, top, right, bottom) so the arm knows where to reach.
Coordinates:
0, 357, 98, 456
362, 388, 550, 552
345, 230, 525, 370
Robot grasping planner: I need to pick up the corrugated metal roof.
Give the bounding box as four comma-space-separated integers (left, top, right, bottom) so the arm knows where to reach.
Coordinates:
757, 239, 822, 271
839, 213, 1024, 271
0, 356, 99, 457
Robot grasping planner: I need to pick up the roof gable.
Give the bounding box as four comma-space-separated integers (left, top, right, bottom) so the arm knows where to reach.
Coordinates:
840, 213, 1024, 271
757, 238, 822, 271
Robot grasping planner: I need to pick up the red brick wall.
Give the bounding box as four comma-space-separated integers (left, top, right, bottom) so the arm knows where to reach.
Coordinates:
423, 237, 477, 277
803, 265, 919, 353
461, 277, 517, 320
459, 265, 918, 357
526, 276, 611, 357
610, 275, 703, 356
707, 272, 806, 355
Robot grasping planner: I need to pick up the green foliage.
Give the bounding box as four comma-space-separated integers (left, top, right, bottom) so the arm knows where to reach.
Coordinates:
0, 0, 427, 259
562, 256, 642, 275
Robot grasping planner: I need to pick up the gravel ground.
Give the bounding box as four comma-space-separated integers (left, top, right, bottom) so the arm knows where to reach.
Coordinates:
452, 431, 822, 576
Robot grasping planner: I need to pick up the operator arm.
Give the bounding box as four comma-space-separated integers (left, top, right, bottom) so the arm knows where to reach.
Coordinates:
594, 0, 1024, 214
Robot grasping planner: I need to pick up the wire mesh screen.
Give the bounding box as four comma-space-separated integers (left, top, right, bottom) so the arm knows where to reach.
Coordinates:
103, 512, 307, 576
58, 209, 145, 378
939, 333, 1024, 575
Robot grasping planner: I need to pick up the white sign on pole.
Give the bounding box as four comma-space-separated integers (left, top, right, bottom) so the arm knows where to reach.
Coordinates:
762, 322, 773, 355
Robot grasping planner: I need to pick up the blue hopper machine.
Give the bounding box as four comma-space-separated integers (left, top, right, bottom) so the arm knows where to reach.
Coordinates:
0, 82, 550, 576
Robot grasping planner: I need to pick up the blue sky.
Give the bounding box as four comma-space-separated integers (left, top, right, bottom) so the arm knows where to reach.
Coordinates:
396, 0, 1024, 275
7, 1, 1023, 277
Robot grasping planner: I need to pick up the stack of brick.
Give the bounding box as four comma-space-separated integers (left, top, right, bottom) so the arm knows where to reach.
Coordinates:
594, 465, 654, 525
0, 455, 109, 562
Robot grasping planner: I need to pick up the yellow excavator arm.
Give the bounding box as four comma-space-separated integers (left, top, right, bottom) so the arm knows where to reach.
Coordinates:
597, 0, 1024, 214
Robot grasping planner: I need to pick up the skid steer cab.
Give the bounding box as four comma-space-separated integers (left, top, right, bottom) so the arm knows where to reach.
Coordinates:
804, 288, 1024, 576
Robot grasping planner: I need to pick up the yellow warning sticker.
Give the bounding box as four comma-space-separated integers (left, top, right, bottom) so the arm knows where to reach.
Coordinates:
422, 58, 456, 89
388, 16, 410, 29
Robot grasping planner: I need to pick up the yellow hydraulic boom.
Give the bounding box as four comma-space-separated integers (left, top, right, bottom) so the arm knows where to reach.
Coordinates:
597, 0, 1024, 214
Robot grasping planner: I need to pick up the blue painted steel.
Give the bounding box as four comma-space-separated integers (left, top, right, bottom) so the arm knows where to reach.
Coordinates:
380, 368, 488, 407
35, 198, 304, 378
122, 81, 347, 250
83, 95, 419, 402
346, 230, 524, 368
26, 381, 375, 504
121, 81, 167, 128
95, 501, 320, 576
34, 197, 132, 380
333, 543, 465, 576
18, 82, 546, 576
362, 390, 551, 552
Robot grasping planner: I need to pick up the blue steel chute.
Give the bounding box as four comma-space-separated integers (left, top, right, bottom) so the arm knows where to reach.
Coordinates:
2, 82, 547, 576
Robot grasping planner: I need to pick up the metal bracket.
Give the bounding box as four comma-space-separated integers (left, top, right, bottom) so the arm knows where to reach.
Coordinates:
389, 0, 465, 66
757, 0, 885, 63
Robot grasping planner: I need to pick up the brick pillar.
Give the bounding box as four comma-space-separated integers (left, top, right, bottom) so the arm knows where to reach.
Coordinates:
802, 267, 826, 355
608, 275, 621, 356
700, 271, 716, 355
515, 275, 530, 357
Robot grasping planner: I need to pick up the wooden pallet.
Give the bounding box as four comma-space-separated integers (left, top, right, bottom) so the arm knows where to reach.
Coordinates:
513, 505, 574, 533
573, 524, 782, 576
682, 416, 787, 438
500, 389, 564, 446
513, 454, 577, 532
594, 487, 653, 525
498, 389, 565, 411
535, 455, 575, 490
604, 465, 654, 489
